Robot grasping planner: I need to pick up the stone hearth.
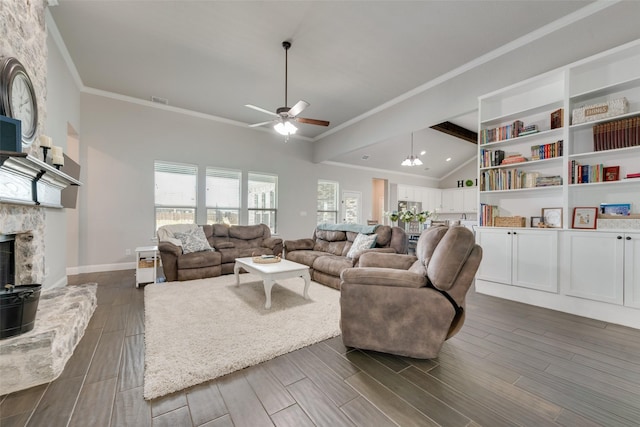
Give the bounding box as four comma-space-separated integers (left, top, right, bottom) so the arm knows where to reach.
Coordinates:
0, 283, 97, 396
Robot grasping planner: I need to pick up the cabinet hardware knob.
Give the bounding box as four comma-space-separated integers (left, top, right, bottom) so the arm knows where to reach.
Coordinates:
617, 236, 622, 239
627, 236, 632, 240
513, 232, 517, 235
507, 231, 511, 235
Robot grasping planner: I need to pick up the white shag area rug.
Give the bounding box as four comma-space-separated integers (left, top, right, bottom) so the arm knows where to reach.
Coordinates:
143, 273, 341, 400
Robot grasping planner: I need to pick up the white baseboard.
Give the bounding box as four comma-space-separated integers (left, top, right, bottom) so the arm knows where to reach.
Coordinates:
67, 262, 136, 276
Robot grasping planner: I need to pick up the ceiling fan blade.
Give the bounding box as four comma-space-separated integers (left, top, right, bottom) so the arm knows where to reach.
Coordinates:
245, 104, 278, 117
248, 120, 275, 128
295, 117, 330, 127
287, 100, 309, 117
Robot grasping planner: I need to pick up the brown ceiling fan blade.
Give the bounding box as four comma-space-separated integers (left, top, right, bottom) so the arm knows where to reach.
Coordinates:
287, 100, 309, 117
295, 117, 330, 127
248, 120, 275, 128
245, 104, 278, 117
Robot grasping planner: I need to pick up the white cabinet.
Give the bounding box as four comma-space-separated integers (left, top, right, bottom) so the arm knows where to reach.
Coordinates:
462, 188, 477, 213
477, 228, 558, 292
441, 188, 464, 213
397, 185, 415, 201
563, 231, 639, 306
420, 187, 442, 213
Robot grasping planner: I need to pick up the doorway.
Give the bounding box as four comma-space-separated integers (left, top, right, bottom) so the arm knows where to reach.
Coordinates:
372, 178, 387, 224
341, 190, 362, 224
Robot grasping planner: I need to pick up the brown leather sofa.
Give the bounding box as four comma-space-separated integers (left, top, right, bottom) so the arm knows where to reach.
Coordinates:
158, 224, 283, 281
284, 224, 408, 289
339, 225, 482, 359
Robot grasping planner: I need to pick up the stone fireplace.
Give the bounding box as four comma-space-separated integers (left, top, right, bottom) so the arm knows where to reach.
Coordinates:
0, 203, 97, 396
0, 204, 45, 286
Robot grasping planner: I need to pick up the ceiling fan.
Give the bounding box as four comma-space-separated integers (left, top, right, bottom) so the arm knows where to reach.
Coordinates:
245, 41, 329, 139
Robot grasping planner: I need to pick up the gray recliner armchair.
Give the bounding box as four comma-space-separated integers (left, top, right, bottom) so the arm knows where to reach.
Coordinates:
339, 225, 482, 359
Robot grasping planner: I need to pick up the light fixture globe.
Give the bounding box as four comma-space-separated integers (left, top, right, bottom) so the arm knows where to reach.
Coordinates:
274, 120, 297, 135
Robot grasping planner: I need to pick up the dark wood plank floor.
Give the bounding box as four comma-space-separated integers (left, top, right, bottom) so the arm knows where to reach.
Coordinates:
1, 270, 639, 426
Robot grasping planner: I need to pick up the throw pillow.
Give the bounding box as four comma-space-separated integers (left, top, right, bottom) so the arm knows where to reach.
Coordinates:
174, 227, 213, 254
346, 233, 377, 259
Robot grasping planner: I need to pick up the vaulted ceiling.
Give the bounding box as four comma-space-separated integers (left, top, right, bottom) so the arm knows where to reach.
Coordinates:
49, 1, 613, 178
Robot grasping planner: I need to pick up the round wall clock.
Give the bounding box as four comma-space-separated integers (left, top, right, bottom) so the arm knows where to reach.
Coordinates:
0, 57, 38, 147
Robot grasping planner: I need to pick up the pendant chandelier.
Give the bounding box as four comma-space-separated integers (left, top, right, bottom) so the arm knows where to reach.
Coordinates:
401, 133, 423, 166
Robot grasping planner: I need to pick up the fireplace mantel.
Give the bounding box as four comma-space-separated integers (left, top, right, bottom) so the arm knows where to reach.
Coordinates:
0, 151, 81, 208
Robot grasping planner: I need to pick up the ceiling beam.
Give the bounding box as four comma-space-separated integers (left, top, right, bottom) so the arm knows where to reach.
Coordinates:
430, 121, 478, 144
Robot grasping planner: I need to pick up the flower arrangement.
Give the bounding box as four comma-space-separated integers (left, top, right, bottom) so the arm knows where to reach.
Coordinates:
385, 211, 400, 222
398, 210, 415, 223
416, 211, 433, 223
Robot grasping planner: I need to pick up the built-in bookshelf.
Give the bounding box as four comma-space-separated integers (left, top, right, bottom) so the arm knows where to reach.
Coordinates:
475, 39, 640, 329
478, 40, 640, 229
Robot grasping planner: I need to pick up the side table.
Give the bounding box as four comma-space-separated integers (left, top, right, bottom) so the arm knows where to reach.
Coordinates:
135, 246, 158, 288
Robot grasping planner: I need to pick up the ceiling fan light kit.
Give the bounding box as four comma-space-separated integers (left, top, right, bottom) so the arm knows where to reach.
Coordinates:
274, 120, 297, 135
402, 133, 423, 166
246, 40, 329, 140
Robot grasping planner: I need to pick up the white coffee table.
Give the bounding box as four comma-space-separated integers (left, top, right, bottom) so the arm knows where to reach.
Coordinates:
234, 257, 311, 309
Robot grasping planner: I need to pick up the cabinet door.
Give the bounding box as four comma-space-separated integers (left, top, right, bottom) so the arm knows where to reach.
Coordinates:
398, 185, 415, 201
462, 188, 477, 212
512, 230, 558, 292
624, 232, 640, 309
564, 232, 623, 304
421, 187, 441, 212
441, 189, 464, 213
440, 189, 453, 212
476, 228, 512, 284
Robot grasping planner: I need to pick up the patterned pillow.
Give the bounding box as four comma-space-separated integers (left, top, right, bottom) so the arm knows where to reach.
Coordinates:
346, 233, 377, 259
174, 227, 213, 254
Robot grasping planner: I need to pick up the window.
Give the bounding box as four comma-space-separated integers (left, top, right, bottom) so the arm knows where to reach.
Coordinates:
154, 161, 197, 230
317, 180, 338, 224
248, 172, 277, 233
206, 168, 241, 225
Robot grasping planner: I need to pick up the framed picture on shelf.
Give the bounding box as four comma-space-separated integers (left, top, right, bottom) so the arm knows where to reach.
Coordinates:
572, 207, 598, 229
541, 207, 562, 228
530, 216, 543, 227
604, 166, 620, 181
599, 203, 631, 216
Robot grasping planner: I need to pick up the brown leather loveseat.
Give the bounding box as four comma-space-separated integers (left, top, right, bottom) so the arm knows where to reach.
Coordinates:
158, 223, 283, 281
284, 224, 408, 289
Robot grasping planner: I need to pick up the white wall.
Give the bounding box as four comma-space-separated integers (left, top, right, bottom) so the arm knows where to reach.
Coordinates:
76, 94, 431, 271
440, 160, 477, 189
44, 23, 82, 286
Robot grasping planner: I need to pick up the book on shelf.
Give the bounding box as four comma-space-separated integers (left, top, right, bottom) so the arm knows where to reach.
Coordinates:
501, 154, 527, 165
480, 168, 544, 191
479, 149, 505, 168
625, 172, 640, 179
479, 203, 498, 227
550, 108, 564, 129
480, 120, 524, 144
569, 160, 610, 184
518, 129, 539, 137
592, 115, 640, 151
535, 175, 562, 187
531, 140, 563, 160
